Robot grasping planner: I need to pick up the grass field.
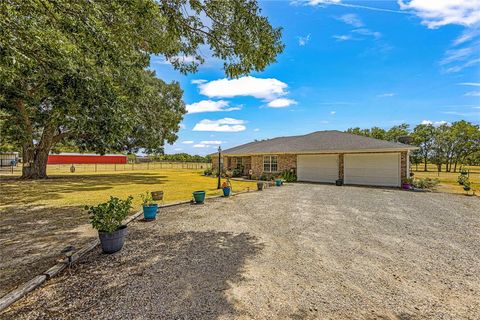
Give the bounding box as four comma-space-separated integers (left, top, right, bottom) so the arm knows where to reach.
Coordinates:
412, 164, 479, 195
0, 168, 253, 209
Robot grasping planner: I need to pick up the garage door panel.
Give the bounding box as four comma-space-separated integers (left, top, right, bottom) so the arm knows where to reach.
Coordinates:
344, 153, 400, 187
297, 155, 338, 183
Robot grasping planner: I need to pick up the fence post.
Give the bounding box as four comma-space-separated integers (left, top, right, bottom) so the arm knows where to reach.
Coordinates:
115, 164, 117, 171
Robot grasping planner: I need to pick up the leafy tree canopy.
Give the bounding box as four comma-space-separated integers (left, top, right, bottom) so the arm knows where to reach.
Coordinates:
347, 121, 480, 171
0, 0, 283, 178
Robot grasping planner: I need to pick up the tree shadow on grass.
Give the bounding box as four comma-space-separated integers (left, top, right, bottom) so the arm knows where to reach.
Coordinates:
0, 172, 168, 207
3, 230, 263, 320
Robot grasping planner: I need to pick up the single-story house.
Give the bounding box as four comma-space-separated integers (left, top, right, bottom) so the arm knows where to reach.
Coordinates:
212, 130, 418, 187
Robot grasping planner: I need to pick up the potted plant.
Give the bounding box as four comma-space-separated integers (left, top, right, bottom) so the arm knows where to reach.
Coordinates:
401, 177, 413, 190
275, 178, 283, 186
257, 181, 265, 191
222, 181, 231, 197
85, 196, 133, 254
141, 191, 158, 221
192, 190, 206, 204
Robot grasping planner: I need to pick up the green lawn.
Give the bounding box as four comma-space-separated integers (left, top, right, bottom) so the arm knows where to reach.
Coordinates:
412, 165, 479, 195
0, 168, 256, 210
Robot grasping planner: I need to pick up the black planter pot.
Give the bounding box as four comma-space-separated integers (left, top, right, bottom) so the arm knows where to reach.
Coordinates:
98, 225, 127, 254
335, 179, 343, 186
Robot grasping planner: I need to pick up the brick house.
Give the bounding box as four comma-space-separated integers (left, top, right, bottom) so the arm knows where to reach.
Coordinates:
211, 130, 417, 187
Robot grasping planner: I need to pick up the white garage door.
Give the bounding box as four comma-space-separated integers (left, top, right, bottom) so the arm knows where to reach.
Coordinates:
344, 153, 400, 187
297, 154, 339, 183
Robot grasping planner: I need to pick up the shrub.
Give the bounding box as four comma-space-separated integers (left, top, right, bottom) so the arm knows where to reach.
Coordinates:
412, 177, 439, 190
85, 196, 133, 233
232, 166, 243, 177
457, 174, 468, 185
282, 169, 297, 182
203, 168, 213, 176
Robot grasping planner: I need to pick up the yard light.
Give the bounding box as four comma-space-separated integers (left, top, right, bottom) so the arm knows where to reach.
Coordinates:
217, 146, 222, 189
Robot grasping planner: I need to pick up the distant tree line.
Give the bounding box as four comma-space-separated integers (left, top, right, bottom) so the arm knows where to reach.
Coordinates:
147, 153, 212, 163
346, 120, 480, 172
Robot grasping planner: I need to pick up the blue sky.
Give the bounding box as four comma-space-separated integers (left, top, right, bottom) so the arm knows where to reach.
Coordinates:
150, 0, 480, 155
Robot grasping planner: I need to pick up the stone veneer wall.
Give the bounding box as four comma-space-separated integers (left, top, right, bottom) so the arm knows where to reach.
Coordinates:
251, 155, 263, 176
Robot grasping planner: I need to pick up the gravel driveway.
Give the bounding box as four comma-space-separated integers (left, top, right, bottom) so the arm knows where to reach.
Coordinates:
2, 184, 480, 319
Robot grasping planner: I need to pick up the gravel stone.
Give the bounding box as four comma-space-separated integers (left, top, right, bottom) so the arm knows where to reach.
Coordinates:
2, 184, 479, 319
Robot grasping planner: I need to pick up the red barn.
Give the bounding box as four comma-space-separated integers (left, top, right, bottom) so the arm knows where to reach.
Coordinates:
48, 153, 127, 164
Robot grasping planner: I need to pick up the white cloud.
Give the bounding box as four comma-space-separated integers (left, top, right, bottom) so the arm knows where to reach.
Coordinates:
453, 28, 480, 46
253, 128, 260, 132
200, 140, 222, 145
303, 0, 342, 4
421, 120, 450, 126
267, 98, 298, 108
192, 118, 246, 132
398, 0, 480, 28
337, 13, 364, 27
458, 82, 480, 86
465, 90, 480, 96
440, 47, 475, 65
174, 148, 183, 151
193, 144, 208, 148
330, 111, 336, 114
152, 55, 198, 65
186, 100, 241, 114
179, 123, 186, 129
297, 0, 405, 13
298, 34, 311, 46
182, 140, 194, 144
333, 35, 353, 41
191, 79, 207, 84
377, 93, 397, 97
352, 28, 382, 39
197, 76, 288, 100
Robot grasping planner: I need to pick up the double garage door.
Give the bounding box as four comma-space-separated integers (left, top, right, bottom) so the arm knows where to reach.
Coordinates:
297, 153, 400, 187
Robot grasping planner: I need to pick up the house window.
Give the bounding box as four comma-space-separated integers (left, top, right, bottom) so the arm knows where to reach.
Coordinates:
263, 155, 278, 172
236, 157, 243, 169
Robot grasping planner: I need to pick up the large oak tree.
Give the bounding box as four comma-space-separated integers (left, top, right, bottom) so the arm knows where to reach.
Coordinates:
0, 0, 283, 178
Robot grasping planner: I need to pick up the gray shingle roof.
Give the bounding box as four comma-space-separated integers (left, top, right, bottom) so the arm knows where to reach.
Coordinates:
219, 130, 416, 156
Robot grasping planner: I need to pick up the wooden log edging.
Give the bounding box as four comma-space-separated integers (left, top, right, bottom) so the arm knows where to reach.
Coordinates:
0, 188, 258, 313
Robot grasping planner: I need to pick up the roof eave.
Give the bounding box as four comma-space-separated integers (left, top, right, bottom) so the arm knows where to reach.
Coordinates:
220, 147, 419, 157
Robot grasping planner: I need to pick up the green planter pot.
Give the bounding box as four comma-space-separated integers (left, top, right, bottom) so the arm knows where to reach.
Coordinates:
275, 179, 283, 187
193, 191, 206, 204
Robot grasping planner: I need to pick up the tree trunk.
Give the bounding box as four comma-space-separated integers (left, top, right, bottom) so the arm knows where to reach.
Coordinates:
424, 158, 428, 171
21, 125, 56, 179
21, 146, 50, 179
